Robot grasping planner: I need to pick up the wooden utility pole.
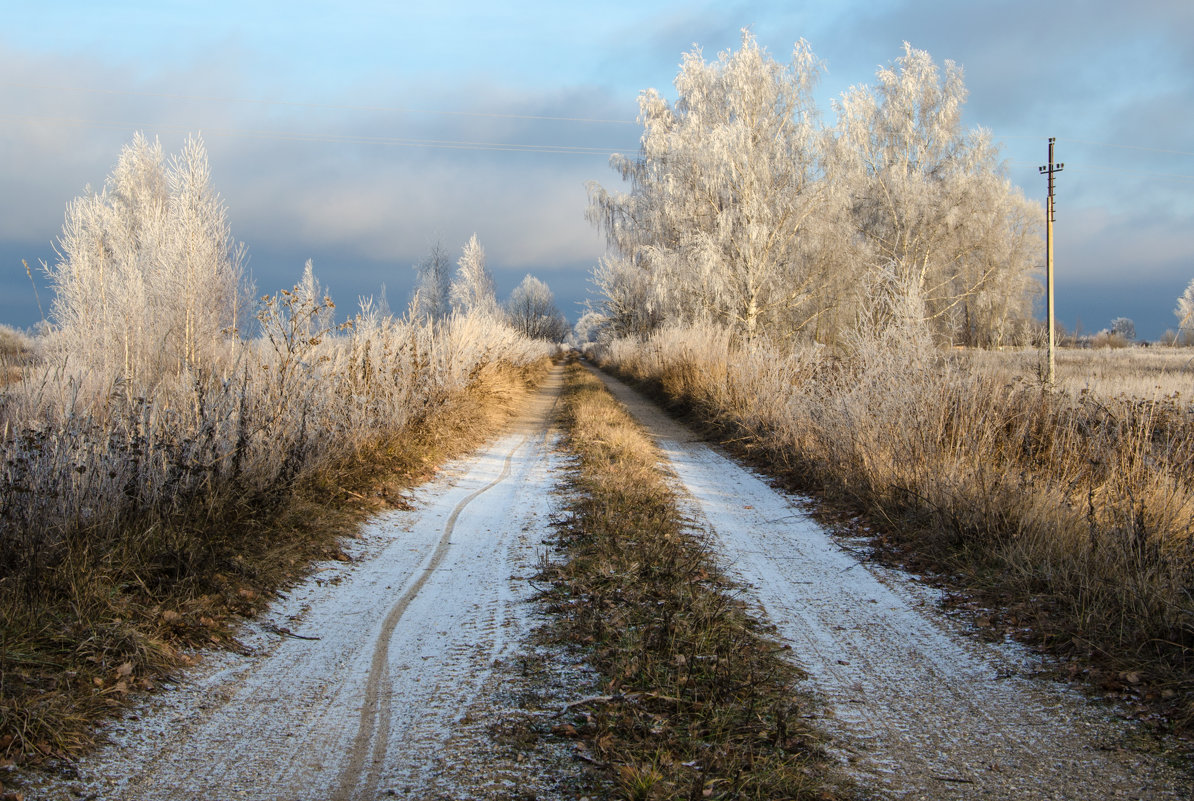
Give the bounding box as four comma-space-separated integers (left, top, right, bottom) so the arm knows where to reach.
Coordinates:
1039, 138, 1063, 385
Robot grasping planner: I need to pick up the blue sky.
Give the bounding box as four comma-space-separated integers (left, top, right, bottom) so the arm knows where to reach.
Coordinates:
2, 1, 1192, 338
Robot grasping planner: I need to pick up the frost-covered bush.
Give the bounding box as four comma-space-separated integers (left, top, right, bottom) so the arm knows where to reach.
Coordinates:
0, 289, 550, 583
505, 274, 568, 341
1175, 279, 1194, 345
1110, 317, 1136, 341
0, 324, 35, 361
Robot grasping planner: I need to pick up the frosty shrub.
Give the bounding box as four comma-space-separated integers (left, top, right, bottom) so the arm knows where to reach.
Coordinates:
1109, 317, 1136, 341
0, 324, 34, 359
411, 243, 453, 323
450, 234, 498, 318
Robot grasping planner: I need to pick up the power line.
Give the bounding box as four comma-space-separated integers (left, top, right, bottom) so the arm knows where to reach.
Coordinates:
0, 81, 639, 126
992, 133, 1194, 158
9, 82, 1192, 159
1059, 137, 1194, 159
1065, 164, 1194, 182
0, 114, 633, 156
1006, 159, 1194, 182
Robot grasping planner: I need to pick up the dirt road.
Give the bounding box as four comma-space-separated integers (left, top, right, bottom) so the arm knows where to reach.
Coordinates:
34, 368, 569, 801
29, 363, 1191, 800
590, 366, 1190, 800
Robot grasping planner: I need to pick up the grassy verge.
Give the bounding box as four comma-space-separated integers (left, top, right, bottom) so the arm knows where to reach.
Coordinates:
595, 325, 1194, 750
540, 359, 844, 801
0, 359, 547, 778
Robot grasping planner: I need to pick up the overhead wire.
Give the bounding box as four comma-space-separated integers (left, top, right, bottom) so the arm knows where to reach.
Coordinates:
4, 83, 1191, 171
0, 113, 635, 156
1005, 159, 1194, 183
0, 81, 639, 126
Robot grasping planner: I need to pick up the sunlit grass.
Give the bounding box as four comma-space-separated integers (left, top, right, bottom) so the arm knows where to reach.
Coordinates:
541, 360, 845, 801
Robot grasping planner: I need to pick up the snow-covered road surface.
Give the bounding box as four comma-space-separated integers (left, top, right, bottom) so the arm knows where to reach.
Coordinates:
590, 365, 1189, 801
35, 368, 566, 801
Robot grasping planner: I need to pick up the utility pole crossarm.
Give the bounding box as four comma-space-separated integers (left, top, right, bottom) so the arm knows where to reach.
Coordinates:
1039, 138, 1063, 386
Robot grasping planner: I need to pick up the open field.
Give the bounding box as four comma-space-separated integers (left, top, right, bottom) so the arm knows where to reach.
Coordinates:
956, 345, 1194, 400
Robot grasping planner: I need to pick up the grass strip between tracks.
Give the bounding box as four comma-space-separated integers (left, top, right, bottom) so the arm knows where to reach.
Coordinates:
541, 360, 844, 801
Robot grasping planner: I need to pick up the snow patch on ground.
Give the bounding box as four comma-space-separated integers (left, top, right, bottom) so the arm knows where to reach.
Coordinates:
30, 371, 580, 801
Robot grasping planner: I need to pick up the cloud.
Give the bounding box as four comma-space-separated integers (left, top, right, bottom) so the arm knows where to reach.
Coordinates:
0, 39, 631, 327
3, 3, 1191, 336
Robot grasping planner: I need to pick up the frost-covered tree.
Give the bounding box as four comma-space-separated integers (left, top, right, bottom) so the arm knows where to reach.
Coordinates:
1175, 279, 1194, 342
1109, 317, 1136, 341
506, 274, 568, 341
588, 31, 834, 341
590, 256, 664, 339
588, 36, 1041, 347
834, 44, 1041, 345
411, 242, 452, 321
572, 310, 608, 345
47, 133, 249, 386
450, 234, 498, 316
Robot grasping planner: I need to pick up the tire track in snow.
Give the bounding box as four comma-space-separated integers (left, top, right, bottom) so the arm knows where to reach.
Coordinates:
331, 431, 527, 801
29, 368, 566, 801
589, 365, 1189, 800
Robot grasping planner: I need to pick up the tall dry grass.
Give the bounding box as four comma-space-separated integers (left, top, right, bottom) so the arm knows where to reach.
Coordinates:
0, 324, 37, 387
0, 295, 551, 764
596, 323, 1194, 734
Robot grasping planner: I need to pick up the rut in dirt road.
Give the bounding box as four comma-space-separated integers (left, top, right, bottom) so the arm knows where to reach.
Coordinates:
590, 365, 1190, 801
34, 368, 567, 801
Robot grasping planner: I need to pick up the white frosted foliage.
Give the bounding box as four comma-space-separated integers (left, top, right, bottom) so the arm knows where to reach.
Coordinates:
1176, 278, 1194, 336
46, 133, 249, 388
450, 234, 498, 317
588, 33, 1042, 347
505, 274, 567, 341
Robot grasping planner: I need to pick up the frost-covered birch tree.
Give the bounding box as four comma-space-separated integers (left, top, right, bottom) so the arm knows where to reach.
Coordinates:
47, 133, 249, 387
1176, 278, 1194, 342
589, 256, 664, 339
450, 234, 498, 317
411, 242, 452, 321
834, 44, 1041, 345
506, 274, 567, 341
588, 31, 834, 341
164, 135, 248, 369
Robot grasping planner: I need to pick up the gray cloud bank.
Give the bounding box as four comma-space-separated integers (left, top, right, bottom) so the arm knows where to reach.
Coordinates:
3, 1, 1192, 338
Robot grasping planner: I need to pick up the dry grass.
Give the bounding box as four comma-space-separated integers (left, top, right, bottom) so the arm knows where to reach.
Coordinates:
595, 324, 1194, 744
0, 325, 36, 387
540, 359, 845, 801
956, 345, 1194, 400
0, 306, 551, 770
